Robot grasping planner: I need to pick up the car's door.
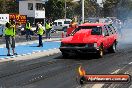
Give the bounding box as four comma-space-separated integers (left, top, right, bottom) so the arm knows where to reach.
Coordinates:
109, 25, 118, 40
102, 25, 111, 48
106, 25, 115, 46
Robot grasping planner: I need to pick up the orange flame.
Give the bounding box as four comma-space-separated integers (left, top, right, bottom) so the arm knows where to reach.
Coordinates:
78, 66, 86, 76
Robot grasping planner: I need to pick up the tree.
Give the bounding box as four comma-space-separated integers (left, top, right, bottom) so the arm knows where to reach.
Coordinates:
45, 0, 65, 21
7, 0, 19, 13
103, 0, 132, 19
0, 0, 7, 13
45, 0, 101, 21
0, 0, 19, 14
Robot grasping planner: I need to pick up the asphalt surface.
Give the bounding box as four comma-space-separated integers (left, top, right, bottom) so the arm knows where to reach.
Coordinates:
0, 29, 132, 88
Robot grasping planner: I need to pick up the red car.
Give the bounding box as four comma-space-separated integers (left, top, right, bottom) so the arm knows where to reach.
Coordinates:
59, 23, 118, 58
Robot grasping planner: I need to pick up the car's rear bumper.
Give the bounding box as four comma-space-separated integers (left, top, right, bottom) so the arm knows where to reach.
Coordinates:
59, 46, 99, 53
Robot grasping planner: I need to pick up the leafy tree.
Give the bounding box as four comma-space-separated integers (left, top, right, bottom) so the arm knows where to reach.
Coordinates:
45, 0, 100, 21
103, 0, 132, 19
45, 0, 65, 21
0, 0, 7, 13
7, 0, 19, 13
0, 0, 18, 14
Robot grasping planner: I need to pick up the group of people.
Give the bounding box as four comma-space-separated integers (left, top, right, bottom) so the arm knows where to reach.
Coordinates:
4, 19, 53, 56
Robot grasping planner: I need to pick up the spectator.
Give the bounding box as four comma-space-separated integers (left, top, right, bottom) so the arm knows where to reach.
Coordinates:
4, 22, 17, 56
45, 20, 52, 39
25, 21, 31, 41
37, 24, 44, 47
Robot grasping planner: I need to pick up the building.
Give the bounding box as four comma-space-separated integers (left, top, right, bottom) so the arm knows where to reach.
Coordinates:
19, 0, 48, 26
0, 14, 9, 23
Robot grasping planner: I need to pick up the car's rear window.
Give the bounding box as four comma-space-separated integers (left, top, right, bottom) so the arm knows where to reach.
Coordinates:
70, 26, 102, 36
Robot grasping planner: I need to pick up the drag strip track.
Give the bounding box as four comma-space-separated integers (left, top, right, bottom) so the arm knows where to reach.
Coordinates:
0, 43, 132, 88
0, 53, 83, 87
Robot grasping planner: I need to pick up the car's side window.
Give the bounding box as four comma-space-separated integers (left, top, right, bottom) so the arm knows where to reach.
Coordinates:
103, 26, 109, 36
106, 25, 113, 35
109, 25, 117, 34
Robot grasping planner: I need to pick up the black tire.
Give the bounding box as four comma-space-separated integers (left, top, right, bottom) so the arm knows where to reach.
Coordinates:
108, 42, 117, 53
62, 52, 69, 58
97, 45, 104, 58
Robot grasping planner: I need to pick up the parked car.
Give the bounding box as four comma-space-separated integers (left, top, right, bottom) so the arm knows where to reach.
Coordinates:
53, 19, 72, 31
59, 23, 118, 58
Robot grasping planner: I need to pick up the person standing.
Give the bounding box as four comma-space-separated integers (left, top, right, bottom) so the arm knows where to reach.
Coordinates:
45, 21, 52, 39
37, 24, 44, 47
4, 21, 17, 56
66, 21, 77, 37
25, 21, 31, 41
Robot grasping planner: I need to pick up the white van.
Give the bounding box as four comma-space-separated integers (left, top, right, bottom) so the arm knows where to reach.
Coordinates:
53, 19, 72, 31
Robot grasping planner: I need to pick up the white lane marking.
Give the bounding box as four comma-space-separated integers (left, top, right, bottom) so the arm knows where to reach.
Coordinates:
111, 69, 120, 74
22, 54, 27, 56
27, 53, 31, 55
92, 84, 104, 88
128, 62, 132, 65
0, 49, 60, 62
124, 71, 129, 74
91, 69, 121, 88
129, 85, 132, 88
5, 57, 10, 59
10, 56, 16, 58
32, 52, 36, 54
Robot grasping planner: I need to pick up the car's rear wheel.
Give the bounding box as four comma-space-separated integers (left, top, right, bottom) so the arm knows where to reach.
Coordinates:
97, 45, 104, 58
108, 42, 117, 53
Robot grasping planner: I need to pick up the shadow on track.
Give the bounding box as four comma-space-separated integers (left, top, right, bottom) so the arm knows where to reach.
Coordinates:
55, 51, 117, 61
56, 53, 100, 60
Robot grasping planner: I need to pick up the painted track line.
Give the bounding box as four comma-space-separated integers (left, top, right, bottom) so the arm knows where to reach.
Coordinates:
128, 62, 132, 65
0, 48, 59, 60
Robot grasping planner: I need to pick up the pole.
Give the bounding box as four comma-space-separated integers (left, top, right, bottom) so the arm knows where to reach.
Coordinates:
82, 0, 84, 23
65, 0, 66, 21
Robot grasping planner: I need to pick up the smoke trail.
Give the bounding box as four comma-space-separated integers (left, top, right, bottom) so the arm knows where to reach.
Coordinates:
116, 0, 132, 44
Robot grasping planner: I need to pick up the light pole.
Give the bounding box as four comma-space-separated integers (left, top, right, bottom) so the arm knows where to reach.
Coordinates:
82, 0, 84, 23
65, 0, 67, 20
